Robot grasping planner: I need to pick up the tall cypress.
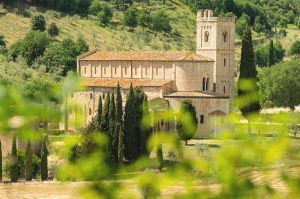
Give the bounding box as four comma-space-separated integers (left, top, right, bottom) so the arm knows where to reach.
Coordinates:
116, 83, 123, 123
25, 141, 32, 181
238, 27, 261, 131
268, 39, 275, 67
96, 95, 102, 131
41, 136, 49, 181
109, 93, 118, 164
140, 95, 151, 156
117, 122, 123, 164
123, 84, 138, 161
10, 134, 18, 182
101, 92, 110, 133
0, 140, 2, 182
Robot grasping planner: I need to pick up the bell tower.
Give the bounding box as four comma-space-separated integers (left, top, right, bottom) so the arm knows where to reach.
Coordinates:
196, 10, 235, 98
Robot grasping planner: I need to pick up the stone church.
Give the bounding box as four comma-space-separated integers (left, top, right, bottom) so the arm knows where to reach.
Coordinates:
64, 10, 235, 137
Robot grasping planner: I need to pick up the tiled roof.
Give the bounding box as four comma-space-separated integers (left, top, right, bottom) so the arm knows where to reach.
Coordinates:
78, 51, 214, 62
82, 78, 173, 89
164, 91, 229, 99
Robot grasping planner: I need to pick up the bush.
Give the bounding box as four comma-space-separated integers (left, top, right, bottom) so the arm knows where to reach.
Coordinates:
290, 40, 300, 56
97, 3, 113, 25
4, 150, 40, 179
31, 15, 46, 31
152, 10, 172, 33
48, 23, 59, 37
89, 0, 102, 15
124, 7, 138, 28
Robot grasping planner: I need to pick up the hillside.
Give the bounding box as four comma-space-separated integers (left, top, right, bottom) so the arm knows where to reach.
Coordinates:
0, 1, 196, 51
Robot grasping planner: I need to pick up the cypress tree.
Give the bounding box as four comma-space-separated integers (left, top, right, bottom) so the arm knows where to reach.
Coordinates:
0, 140, 2, 182
41, 136, 49, 181
140, 95, 151, 156
268, 39, 275, 67
133, 87, 145, 156
116, 83, 123, 123
101, 92, 110, 133
10, 134, 18, 182
123, 84, 138, 161
117, 122, 123, 164
25, 141, 32, 181
109, 93, 118, 164
238, 27, 261, 132
96, 95, 102, 131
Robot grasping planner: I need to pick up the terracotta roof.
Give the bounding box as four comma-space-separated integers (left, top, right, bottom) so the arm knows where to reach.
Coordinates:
82, 78, 173, 89
78, 51, 214, 62
164, 91, 229, 99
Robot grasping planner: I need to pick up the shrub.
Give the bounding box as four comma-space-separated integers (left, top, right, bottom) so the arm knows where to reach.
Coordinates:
48, 23, 59, 37
152, 10, 172, 33
31, 15, 46, 31
124, 7, 138, 28
97, 3, 113, 25
290, 40, 300, 56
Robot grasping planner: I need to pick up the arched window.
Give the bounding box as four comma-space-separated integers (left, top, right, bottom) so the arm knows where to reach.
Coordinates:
223, 31, 228, 42
90, 93, 93, 99
223, 86, 226, 93
204, 31, 209, 42
206, 78, 209, 91
202, 78, 206, 91
224, 58, 226, 66
200, 115, 204, 124
103, 93, 105, 99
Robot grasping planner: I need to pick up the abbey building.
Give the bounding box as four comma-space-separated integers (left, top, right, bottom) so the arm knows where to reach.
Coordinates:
64, 10, 235, 137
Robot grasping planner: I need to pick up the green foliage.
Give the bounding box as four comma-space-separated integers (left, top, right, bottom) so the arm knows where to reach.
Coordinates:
138, 9, 151, 29
236, 14, 250, 37
117, 122, 123, 164
25, 141, 32, 181
259, 59, 300, 110
152, 10, 172, 33
101, 92, 110, 133
109, 93, 118, 165
0, 35, 6, 48
238, 27, 261, 119
290, 40, 300, 56
41, 136, 49, 181
38, 38, 88, 76
116, 83, 123, 123
124, 7, 138, 28
31, 15, 46, 32
9, 31, 51, 65
10, 134, 18, 182
97, 3, 113, 25
47, 23, 59, 37
268, 40, 275, 67
0, 140, 2, 182
89, 0, 102, 15
176, 100, 198, 145
96, 95, 102, 131
156, 144, 163, 171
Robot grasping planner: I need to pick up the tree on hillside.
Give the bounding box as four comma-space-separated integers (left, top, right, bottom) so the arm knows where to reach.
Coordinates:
25, 141, 32, 181
236, 14, 250, 37
97, 3, 113, 25
290, 40, 300, 56
31, 15, 46, 32
124, 7, 138, 28
176, 100, 198, 145
274, 41, 285, 63
48, 23, 59, 37
10, 134, 18, 182
41, 136, 49, 181
268, 39, 275, 67
101, 92, 110, 133
152, 10, 172, 33
9, 31, 51, 65
96, 95, 102, 131
238, 27, 261, 132
138, 9, 151, 30
259, 59, 300, 110
123, 85, 138, 161
76, 37, 89, 54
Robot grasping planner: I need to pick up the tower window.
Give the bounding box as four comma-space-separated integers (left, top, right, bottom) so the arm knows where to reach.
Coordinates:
202, 78, 206, 91
224, 86, 226, 93
223, 31, 228, 42
89, 108, 92, 115
90, 93, 93, 99
224, 58, 226, 66
204, 31, 209, 42
200, 115, 204, 124
206, 78, 209, 91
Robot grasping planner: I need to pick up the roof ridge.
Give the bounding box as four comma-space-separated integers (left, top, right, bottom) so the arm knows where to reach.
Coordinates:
77, 49, 97, 59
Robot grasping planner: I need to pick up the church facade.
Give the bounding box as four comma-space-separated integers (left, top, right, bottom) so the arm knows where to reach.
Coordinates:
64, 10, 235, 137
